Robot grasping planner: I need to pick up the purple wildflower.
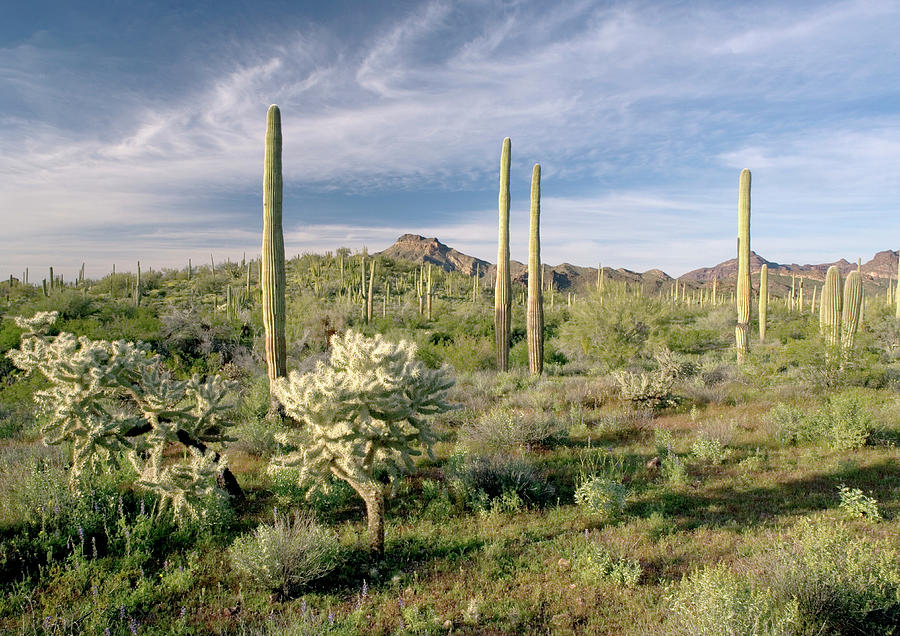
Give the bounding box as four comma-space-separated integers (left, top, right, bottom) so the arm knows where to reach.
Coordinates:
361, 579, 368, 598
179, 606, 187, 618
129, 617, 138, 634
328, 609, 334, 625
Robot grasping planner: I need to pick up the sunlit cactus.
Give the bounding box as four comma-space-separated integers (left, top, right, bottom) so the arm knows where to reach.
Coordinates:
759, 264, 768, 342
820, 265, 842, 346
842, 270, 862, 349
735, 169, 751, 362
494, 138, 511, 371
261, 105, 287, 413
527, 164, 544, 375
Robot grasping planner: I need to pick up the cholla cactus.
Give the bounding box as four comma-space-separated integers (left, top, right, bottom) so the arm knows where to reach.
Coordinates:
7, 314, 241, 520
270, 330, 454, 555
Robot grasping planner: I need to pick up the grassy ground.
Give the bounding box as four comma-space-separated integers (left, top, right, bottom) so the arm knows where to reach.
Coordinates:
0, 259, 898, 634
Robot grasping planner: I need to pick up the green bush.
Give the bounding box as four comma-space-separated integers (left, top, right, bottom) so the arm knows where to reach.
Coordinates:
667, 563, 800, 635
448, 452, 555, 509
838, 485, 882, 522
572, 535, 641, 588
458, 406, 567, 452
769, 519, 900, 633
229, 511, 338, 599
814, 392, 873, 451
573, 475, 627, 522
690, 435, 730, 464
769, 392, 874, 451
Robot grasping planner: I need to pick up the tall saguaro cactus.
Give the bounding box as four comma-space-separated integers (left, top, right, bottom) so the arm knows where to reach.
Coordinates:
759, 264, 768, 342
895, 252, 900, 320
261, 104, 287, 413
735, 169, 751, 363
527, 164, 544, 375
494, 138, 512, 372
820, 265, 842, 346
842, 270, 863, 349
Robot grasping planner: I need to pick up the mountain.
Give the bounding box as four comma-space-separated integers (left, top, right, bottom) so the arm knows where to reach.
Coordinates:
680, 251, 893, 283
377, 235, 898, 294
376, 235, 671, 293
377, 234, 490, 277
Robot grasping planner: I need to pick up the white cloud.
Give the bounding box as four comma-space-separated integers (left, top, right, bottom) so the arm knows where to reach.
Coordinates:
2, 0, 900, 278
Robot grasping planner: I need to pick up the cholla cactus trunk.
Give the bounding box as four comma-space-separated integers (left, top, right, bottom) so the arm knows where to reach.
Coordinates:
895, 253, 900, 319
527, 164, 544, 375
366, 258, 375, 323
820, 265, 842, 346
494, 138, 512, 372
261, 105, 287, 412
735, 169, 751, 363
842, 270, 862, 349
759, 264, 768, 342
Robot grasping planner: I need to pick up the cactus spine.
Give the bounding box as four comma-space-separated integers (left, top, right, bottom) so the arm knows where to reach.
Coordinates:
527, 164, 544, 375
820, 265, 842, 346
735, 169, 751, 363
261, 105, 287, 412
759, 264, 768, 342
494, 138, 512, 372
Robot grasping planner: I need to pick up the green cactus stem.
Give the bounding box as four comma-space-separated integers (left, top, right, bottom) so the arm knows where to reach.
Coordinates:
735, 169, 751, 363
895, 252, 900, 320
426, 264, 433, 320
494, 137, 512, 372
261, 104, 287, 413
842, 270, 862, 349
820, 265, 842, 347
759, 264, 768, 342
135, 261, 142, 306
527, 164, 544, 375
366, 258, 376, 323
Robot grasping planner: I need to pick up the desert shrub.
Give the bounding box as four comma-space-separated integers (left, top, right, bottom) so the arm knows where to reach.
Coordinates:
653, 428, 676, 457
574, 475, 627, 522
614, 348, 683, 410
661, 453, 689, 488
770, 403, 811, 446
769, 519, 900, 633
667, 563, 800, 635
458, 406, 567, 452
813, 391, 873, 451
838, 485, 882, 522
449, 452, 555, 509
229, 512, 338, 599
690, 435, 730, 464
572, 535, 641, 587
557, 284, 674, 371
769, 393, 874, 451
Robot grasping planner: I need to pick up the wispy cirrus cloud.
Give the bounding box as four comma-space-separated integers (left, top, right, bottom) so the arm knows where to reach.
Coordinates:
2, 0, 899, 277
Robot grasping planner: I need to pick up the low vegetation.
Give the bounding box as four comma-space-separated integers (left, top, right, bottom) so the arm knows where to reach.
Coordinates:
1, 256, 899, 635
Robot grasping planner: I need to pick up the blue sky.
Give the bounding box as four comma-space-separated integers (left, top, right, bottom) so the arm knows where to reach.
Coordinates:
2, 0, 899, 279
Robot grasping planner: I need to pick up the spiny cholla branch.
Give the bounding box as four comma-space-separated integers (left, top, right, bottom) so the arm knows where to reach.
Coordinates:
8, 312, 240, 521
270, 329, 454, 498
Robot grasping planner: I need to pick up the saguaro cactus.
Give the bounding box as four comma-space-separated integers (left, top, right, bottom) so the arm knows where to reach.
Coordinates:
735, 169, 751, 363
820, 265, 842, 346
494, 138, 512, 372
895, 252, 900, 320
527, 164, 544, 375
759, 264, 768, 342
366, 258, 376, 323
842, 270, 863, 349
261, 105, 287, 413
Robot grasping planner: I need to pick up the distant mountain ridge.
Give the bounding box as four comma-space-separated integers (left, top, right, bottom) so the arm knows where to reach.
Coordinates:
376, 235, 900, 292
